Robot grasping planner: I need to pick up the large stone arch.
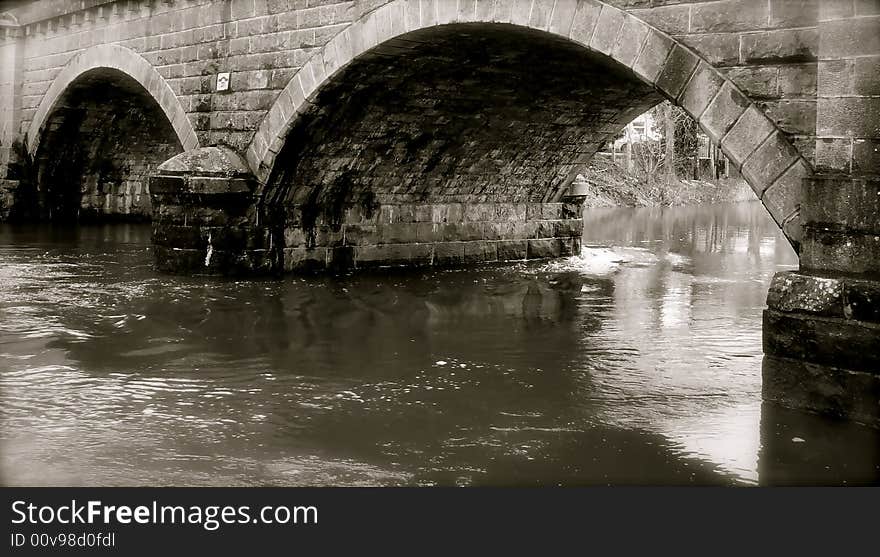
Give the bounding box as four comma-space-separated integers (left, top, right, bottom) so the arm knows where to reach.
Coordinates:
26, 43, 198, 158
249, 0, 811, 248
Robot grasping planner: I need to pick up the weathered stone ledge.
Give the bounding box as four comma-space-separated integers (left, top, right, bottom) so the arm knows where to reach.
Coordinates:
763, 309, 880, 374
762, 354, 880, 428
767, 270, 880, 323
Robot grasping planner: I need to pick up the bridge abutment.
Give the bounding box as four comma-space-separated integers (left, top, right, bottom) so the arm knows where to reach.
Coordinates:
763, 174, 880, 427
762, 6, 880, 428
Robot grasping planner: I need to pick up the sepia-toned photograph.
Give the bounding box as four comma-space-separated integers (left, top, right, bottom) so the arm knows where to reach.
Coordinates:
0, 0, 877, 499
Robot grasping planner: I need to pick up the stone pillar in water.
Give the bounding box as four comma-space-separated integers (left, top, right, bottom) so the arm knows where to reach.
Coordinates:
149, 146, 271, 275
762, 5, 880, 427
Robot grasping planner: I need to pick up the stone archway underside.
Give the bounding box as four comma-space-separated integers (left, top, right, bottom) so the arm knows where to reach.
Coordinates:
250, 0, 813, 252
266, 25, 661, 209
33, 69, 184, 221
252, 25, 662, 272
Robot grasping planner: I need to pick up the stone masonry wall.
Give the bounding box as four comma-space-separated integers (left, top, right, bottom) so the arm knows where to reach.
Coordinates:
612, 0, 821, 166
7, 0, 826, 172
266, 25, 660, 207
280, 201, 584, 272
0, 24, 23, 180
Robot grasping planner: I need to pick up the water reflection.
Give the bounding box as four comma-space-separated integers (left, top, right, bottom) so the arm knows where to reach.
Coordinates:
0, 204, 876, 486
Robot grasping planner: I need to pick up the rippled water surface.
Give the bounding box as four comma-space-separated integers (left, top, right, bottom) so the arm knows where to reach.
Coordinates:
1, 202, 878, 486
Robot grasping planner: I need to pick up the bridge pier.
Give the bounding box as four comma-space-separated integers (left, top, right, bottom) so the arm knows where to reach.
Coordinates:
763, 7, 880, 428
763, 175, 880, 427
149, 147, 585, 275
149, 146, 272, 275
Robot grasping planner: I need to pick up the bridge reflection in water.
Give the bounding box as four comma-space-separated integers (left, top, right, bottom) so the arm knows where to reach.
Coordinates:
0, 201, 877, 486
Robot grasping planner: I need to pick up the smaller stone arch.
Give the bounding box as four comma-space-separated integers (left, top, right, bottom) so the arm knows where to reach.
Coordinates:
26, 43, 198, 158
249, 0, 812, 248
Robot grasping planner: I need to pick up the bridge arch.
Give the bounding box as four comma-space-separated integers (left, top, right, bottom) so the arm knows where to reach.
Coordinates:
26, 43, 198, 158
25, 44, 198, 221
250, 0, 811, 248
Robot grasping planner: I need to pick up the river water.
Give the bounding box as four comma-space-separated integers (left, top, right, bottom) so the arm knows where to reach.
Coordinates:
1, 201, 877, 486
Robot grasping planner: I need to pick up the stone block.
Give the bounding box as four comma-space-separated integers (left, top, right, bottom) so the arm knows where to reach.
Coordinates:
497, 239, 528, 260
767, 271, 845, 318
852, 139, 880, 175
762, 354, 880, 428
679, 62, 725, 120
679, 33, 740, 67
655, 44, 699, 100
691, 0, 770, 33
475, 0, 495, 23
817, 97, 880, 138
767, 271, 880, 324
630, 5, 689, 35
437, 0, 460, 24
802, 175, 880, 233
534, 220, 557, 239
589, 6, 625, 55
153, 245, 205, 274
463, 240, 498, 263
568, 0, 602, 46
763, 310, 880, 374
814, 138, 851, 173
819, 17, 880, 59
762, 159, 809, 224
495, 203, 527, 222
355, 244, 409, 267
801, 225, 880, 275
554, 219, 583, 238
720, 105, 777, 165
480, 222, 503, 241
741, 29, 818, 65
522, 221, 543, 240
854, 57, 880, 96
283, 247, 328, 272
433, 241, 465, 265
328, 246, 355, 271
528, 238, 562, 259
699, 80, 749, 143
462, 203, 496, 222
528, 0, 556, 30
611, 15, 649, 67
432, 203, 464, 223
778, 64, 817, 97
420, 0, 438, 27
342, 224, 377, 246
770, 0, 819, 28
633, 30, 675, 83
742, 132, 800, 195
542, 203, 563, 219
549, 0, 578, 36
561, 236, 582, 256
760, 99, 817, 136
722, 66, 778, 101
152, 224, 203, 249
377, 222, 420, 244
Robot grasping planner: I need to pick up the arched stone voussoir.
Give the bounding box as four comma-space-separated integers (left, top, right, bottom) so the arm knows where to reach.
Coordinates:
26, 43, 199, 158
251, 0, 810, 248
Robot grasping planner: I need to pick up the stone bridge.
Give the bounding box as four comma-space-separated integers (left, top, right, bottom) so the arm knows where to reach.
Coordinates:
0, 0, 877, 425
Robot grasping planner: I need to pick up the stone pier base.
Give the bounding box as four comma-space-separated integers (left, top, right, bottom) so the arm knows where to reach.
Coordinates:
148, 146, 271, 275
276, 200, 584, 273
149, 147, 585, 275
763, 272, 880, 428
